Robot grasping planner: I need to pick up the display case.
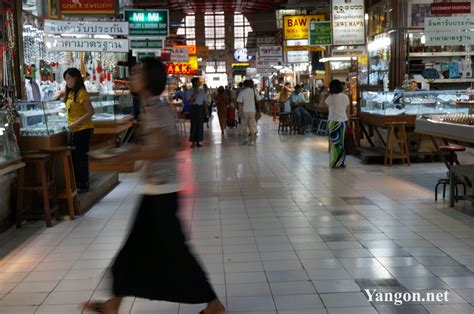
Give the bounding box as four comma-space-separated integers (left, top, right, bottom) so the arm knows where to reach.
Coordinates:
16, 100, 68, 150
16, 92, 133, 150
0, 111, 21, 169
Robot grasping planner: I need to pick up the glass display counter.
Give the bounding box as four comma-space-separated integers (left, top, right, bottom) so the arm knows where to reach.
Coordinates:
16, 93, 133, 150
0, 111, 21, 169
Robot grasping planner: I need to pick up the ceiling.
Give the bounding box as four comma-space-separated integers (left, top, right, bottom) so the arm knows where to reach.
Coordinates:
133, 0, 290, 13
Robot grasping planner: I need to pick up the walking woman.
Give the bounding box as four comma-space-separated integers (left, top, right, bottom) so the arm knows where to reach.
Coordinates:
84, 58, 225, 314
326, 79, 350, 168
63, 68, 94, 192
186, 77, 207, 148
215, 86, 228, 134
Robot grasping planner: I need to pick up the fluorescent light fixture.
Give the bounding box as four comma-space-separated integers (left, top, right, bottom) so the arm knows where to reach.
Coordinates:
367, 37, 391, 52
421, 35, 426, 44
319, 57, 352, 62
336, 46, 347, 51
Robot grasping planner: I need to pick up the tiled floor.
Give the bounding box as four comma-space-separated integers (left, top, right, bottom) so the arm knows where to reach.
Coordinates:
0, 115, 473, 314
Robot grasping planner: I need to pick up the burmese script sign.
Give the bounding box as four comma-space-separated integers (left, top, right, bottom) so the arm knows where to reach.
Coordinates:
44, 20, 129, 36
258, 46, 283, 62
332, 0, 365, 45
283, 15, 325, 40
59, 0, 117, 15
44, 37, 129, 52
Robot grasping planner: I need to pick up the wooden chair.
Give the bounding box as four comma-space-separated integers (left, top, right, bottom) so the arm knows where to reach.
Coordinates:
435, 145, 467, 201
16, 153, 58, 227
42, 147, 80, 219
278, 113, 292, 133
384, 122, 410, 166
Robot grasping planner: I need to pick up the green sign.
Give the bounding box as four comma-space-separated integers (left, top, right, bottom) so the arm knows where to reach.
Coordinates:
125, 9, 169, 37
137, 52, 156, 60
130, 39, 163, 49
309, 21, 332, 46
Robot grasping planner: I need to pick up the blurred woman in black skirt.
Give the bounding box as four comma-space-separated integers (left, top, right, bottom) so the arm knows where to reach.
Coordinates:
84, 58, 225, 314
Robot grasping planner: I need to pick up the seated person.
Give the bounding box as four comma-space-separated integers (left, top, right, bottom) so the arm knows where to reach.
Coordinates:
290, 84, 312, 134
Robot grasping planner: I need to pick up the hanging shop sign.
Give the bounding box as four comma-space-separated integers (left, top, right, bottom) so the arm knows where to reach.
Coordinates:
309, 21, 332, 46
332, 0, 365, 46
166, 63, 198, 75
59, 0, 117, 15
431, 2, 471, 15
286, 51, 309, 63
283, 45, 324, 52
424, 33, 474, 46
234, 48, 253, 62
44, 37, 129, 52
283, 15, 325, 40
170, 47, 189, 62
124, 9, 169, 37
425, 16, 474, 32
130, 39, 163, 49
257, 37, 276, 45
44, 20, 129, 36
137, 52, 158, 60
258, 46, 283, 62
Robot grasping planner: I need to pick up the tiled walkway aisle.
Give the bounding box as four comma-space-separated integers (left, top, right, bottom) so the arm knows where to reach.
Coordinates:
0, 115, 473, 314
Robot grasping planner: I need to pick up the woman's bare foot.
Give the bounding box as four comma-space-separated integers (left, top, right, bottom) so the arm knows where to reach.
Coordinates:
201, 298, 226, 314
84, 297, 122, 314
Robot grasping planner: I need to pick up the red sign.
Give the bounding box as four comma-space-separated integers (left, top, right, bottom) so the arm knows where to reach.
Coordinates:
431, 2, 471, 15
60, 0, 117, 15
166, 63, 198, 76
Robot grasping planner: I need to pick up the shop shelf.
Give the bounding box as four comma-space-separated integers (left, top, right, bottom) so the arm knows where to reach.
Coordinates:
413, 78, 474, 83
409, 52, 474, 58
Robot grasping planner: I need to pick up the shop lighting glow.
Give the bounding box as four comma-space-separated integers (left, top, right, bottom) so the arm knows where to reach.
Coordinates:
336, 46, 347, 51
319, 57, 352, 63
367, 37, 391, 52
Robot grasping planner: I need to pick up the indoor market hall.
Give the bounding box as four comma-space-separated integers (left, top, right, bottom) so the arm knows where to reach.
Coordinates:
1, 0, 474, 314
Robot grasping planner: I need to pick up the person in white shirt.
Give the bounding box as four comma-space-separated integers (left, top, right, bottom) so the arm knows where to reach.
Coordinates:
237, 79, 261, 146
325, 79, 350, 168
186, 78, 208, 148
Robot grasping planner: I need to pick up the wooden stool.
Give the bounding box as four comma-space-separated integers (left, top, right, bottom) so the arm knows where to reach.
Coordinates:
16, 154, 58, 228
384, 122, 410, 166
435, 145, 467, 201
278, 113, 292, 133
42, 147, 80, 219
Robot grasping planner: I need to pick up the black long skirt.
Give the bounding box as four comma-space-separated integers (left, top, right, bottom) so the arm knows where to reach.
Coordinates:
111, 193, 217, 304
189, 105, 204, 142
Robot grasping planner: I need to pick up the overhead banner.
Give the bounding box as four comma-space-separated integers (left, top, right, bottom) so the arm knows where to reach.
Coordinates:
287, 51, 309, 63
425, 16, 474, 32
258, 46, 283, 62
44, 20, 129, 35
44, 37, 129, 52
283, 15, 325, 40
309, 21, 332, 46
59, 0, 117, 15
332, 0, 365, 45
170, 47, 189, 62
124, 9, 169, 37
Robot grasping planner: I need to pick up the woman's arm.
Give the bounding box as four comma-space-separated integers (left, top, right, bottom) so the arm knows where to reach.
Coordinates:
68, 97, 95, 130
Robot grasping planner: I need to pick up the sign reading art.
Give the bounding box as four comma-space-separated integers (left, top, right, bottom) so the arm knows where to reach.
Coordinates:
309, 21, 332, 46
332, 0, 365, 45
431, 2, 471, 15
44, 20, 128, 36
124, 9, 169, 37
283, 15, 325, 40
44, 37, 129, 52
258, 46, 283, 62
59, 0, 116, 15
166, 63, 198, 75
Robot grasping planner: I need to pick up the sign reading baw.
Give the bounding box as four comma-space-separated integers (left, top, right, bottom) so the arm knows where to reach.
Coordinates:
283, 15, 325, 40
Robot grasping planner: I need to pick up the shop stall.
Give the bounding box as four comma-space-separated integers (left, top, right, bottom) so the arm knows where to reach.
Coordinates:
359, 90, 473, 162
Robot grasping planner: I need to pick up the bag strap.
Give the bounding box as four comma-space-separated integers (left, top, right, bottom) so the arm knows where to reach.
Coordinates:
254, 89, 260, 112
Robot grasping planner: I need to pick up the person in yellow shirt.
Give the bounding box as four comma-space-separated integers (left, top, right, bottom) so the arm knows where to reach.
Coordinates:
63, 68, 95, 192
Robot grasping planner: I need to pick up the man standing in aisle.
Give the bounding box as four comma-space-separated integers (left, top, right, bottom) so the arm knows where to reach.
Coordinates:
237, 79, 261, 146
186, 77, 207, 148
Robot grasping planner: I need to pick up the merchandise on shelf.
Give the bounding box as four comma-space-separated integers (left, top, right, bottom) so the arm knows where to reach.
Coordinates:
0, 111, 21, 168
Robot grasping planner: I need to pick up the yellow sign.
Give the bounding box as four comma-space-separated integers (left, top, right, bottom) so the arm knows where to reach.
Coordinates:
189, 56, 198, 70
232, 63, 250, 67
283, 15, 325, 40
284, 46, 326, 52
